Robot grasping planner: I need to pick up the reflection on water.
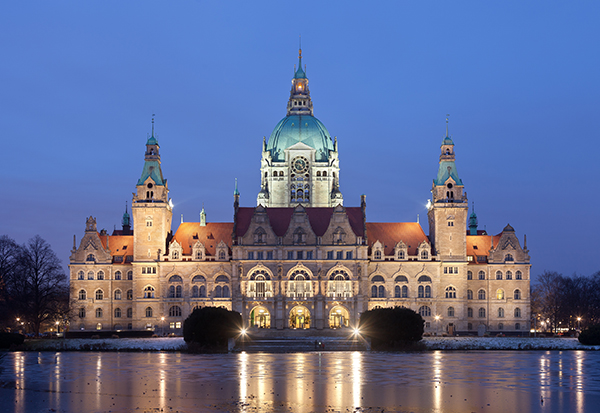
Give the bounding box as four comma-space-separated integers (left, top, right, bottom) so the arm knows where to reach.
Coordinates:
1, 350, 600, 412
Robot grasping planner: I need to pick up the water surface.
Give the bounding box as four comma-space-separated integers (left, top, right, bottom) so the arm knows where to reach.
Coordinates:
1, 351, 599, 412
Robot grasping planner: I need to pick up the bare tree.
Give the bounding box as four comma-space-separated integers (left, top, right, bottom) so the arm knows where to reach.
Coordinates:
7, 235, 67, 335
0, 235, 20, 329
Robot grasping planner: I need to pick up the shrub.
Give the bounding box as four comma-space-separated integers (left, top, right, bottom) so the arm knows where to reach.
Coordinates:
0, 332, 25, 349
183, 307, 242, 350
359, 307, 424, 350
578, 324, 600, 345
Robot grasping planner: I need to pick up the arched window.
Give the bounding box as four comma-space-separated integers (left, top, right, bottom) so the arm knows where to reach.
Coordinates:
96, 308, 103, 318
418, 285, 424, 298
374, 250, 382, 260
447, 306, 455, 317
79, 308, 86, 318
127, 271, 133, 280
127, 308, 133, 318
223, 285, 230, 297
114, 271, 122, 280
496, 289, 505, 300
77, 271, 84, 280
401, 285, 408, 298
478, 289, 486, 300
78, 289, 87, 300
468, 322, 473, 330
192, 285, 199, 298
514, 289, 521, 300
420, 250, 429, 260
419, 306, 431, 317
498, 308, 505, 318
97, 271, 104, 280
114, 289, 122, 300
425, 285, 431, 298
467, 289, 473, 300
506, 271, 513, 280
127, 289, 133, 300
395, 275, 408, 283
467, 271, 473, 280
515, 322, 521, 330
218, 250, 226, 260
215, 275, 229, 283
394, 285, 401, 298
86, 254, 95, 262
169, 275, 182, 283
192, 275, 206, 283
169, 285, 175, 298
505, 254, 514, 261
478, 308, 486, 318
88, 271, 94, 280
200, 285, 206, 297
467, 307, 473, 318
169, 306, 182, 317
445, 286, 456, 299
378, 285, 385, 298
397, 250, 405, 260
114, 308, 122, 318
514, 308, 521, 318
496, 271, 503, 280
418, 275, 432, 283
371, 275, 385, 282
317, 171, 321, 177
144, 286, 155, 299
516, 271, 522, 280
322, 171, 327, 177
371, 285, 377, 298
478, 271, 485, 280
498, 323, 504, 330
145, 307, 153, 318
214, 286, 222, 298
95, 289, 104, 300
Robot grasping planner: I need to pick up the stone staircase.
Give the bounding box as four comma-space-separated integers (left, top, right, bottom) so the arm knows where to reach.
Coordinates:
234, 328, 370, 352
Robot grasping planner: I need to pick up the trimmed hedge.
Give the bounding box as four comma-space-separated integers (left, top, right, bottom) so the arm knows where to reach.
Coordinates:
183, 307, 242, 349
579, 324, 600, 345
359, 307, 424, 350
0, 332, 25, 349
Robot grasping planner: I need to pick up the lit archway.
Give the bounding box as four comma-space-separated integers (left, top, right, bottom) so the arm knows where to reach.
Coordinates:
289, 305, 311, 329
250, 306, 271, 328
329, 305, 350, 329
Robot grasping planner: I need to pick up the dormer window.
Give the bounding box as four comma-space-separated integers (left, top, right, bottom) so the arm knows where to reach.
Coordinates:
333, 227, 346, 245
293, 227, 306, 245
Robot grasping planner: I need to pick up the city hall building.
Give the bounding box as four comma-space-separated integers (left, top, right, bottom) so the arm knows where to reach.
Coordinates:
69, 51, 531, 335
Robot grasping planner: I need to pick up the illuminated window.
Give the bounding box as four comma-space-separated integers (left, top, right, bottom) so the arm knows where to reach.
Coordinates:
496, 289, 505, 300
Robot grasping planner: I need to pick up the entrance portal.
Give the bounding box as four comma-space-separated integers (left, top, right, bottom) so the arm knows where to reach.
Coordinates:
250, 306, 271, 328
289, 305, 311, 329
329, 305, 350, 328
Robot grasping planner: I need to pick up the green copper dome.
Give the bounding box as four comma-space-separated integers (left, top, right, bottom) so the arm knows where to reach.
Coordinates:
266, 115, 334, 162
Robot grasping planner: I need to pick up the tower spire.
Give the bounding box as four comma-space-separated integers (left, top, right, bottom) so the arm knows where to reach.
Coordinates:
446, 114, 449, 138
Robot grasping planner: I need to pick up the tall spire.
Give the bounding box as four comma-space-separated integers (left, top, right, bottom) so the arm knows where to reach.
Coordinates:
469, 201, 478, 235
446, 114, 449, 138
234, 178, 240, 196
288, 47, 312, 115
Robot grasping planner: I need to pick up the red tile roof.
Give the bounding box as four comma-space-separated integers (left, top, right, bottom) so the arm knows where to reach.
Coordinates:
466, 234, 501, 258
235, 207, 364, 238
172, 222, 233, 256
365, 222, 429, 255
99, 234, 134, 262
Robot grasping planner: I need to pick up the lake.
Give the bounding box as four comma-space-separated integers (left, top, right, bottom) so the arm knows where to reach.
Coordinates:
1, 350, 599, 412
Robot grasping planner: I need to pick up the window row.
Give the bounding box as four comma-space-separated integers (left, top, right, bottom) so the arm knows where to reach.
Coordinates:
78, 285, 231, 301
467, 322, 523, 331
77, 270, 133, 281
79, 305, 187, 319
466, 307, 523, 319
372, 250, 429, 260
467, 289, 522, 300
466, 270, 523, 280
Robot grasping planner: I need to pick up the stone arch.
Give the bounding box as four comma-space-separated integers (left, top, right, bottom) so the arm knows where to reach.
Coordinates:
249, 305, 271, 328
286, 263, 313, 280
329, 305, 350, 328
289, 305, 311, 329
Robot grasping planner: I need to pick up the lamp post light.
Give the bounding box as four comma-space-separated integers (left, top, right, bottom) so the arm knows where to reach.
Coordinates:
161, 317, 165, 336
577, 317, 582, 332
55, 321, 60, 335
434, 315, 440, 336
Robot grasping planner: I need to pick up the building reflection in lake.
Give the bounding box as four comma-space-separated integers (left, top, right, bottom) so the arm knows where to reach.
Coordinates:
3, 350, 600, 412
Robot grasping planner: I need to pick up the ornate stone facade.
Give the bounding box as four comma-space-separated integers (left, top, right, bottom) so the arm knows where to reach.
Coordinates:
69, 52, 531, 335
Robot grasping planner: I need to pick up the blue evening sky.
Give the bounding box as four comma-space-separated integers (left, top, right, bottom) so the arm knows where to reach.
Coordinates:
1, 1, 598, 279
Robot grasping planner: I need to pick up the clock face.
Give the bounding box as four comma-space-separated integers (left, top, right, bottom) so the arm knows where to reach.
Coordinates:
292, 156, 309, 174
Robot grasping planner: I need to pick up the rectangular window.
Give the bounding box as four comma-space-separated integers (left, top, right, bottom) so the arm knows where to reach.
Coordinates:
257, 251, 264, 260
287, 251, 294, 260
336, 251, 343, 260
327, 251, 334, 260
267, 251, 273, 260
169, 322, 175, 329
448, 221, 454, 226
346, 251, 353, 260
297, 251, 303, 260
247, 252, 254, 260
175, 322, 181, 329
444, 267, 448, 274
142, 267, 146, 274
306, 251, 313, 259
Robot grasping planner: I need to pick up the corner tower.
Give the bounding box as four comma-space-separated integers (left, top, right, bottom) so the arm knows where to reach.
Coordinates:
258, 48, 342, 208
131, 119, 173, 261
427, 120, 469, 261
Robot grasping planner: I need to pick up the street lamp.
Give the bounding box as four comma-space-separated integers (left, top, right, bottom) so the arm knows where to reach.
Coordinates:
161, 317, 165, 336
577, 317, 582, 332
55, 321, 60, 334
434, 315, 440, 336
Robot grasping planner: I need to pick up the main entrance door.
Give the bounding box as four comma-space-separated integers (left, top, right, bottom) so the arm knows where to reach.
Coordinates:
289, 305, 311, 329
329, 306, 350, 328
250, 306, 271, 328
